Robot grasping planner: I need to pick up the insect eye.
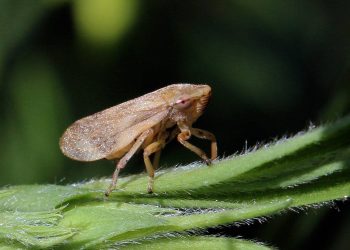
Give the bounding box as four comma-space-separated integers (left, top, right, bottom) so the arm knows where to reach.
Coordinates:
175, 97, 192, 109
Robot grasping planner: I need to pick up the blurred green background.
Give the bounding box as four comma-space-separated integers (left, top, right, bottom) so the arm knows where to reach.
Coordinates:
1, 1, 350, 249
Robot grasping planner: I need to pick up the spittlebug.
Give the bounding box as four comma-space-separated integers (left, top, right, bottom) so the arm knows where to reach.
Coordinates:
59, 84, 217, 196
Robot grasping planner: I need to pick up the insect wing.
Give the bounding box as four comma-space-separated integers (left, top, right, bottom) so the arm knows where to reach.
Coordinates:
60, 93, 170, 161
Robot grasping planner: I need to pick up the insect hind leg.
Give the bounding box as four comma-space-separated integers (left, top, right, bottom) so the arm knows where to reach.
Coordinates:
105, 128, 153, 197
152, 150, 161, 170
143, 141, 165, 193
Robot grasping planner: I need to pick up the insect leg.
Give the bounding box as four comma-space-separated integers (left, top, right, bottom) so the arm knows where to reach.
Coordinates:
152, 129, 172, 169
152, 150, 161, 170
191, 128, 217, 160
143, 141, 165, 193
105, 128, 153, 197
177, 128, 211, 165
166, 127, 180, 145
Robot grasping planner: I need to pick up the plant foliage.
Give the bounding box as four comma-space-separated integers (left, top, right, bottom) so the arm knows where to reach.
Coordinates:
1, 115, 350, 249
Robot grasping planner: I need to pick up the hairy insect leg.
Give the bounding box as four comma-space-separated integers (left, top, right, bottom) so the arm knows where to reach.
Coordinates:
143, 141, 165, 193
177, 129, 211, 165
105, 129, 153, 197
191, 128, 217, 160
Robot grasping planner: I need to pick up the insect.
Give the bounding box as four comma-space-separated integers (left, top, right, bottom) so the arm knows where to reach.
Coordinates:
59, 84, 217, 196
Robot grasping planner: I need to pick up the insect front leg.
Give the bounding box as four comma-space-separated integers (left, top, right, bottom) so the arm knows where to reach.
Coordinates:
191, 128, 217, 160
177, 123, 211, 165
105, 128, 153, 197
143, 140, 166, 193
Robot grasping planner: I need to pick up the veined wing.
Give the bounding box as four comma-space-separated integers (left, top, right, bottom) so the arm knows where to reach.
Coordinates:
59, 91, 170, 161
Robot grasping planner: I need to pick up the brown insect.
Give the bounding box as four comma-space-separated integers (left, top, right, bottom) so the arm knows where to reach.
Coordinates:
59, 84, 217, 196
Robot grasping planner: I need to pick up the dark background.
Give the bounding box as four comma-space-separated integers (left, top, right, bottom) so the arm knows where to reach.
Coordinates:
1, 1, 350, 249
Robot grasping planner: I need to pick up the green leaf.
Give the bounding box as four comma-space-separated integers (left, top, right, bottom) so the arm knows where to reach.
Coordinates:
119, 236, 274, 250
81, 115, 350, 197
0, 207, 74, 248
0, 185, 88, 212
0, 115, 350, 248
